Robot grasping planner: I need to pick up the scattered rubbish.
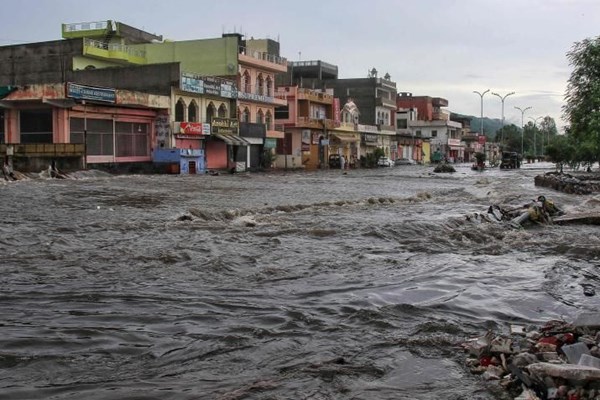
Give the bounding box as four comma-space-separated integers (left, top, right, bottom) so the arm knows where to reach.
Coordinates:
463, 314, 600, 399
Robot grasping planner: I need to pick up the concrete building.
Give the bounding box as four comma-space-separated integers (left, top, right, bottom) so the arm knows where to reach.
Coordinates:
0, 21, 173, 172
278, 62, 397, 164
0, 20, 288, 173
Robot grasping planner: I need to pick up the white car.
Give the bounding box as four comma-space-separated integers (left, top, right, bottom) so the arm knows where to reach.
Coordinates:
377, 157, 393, 167
394, 158, 416, 166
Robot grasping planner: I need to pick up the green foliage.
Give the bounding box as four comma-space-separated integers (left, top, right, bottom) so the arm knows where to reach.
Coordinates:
362, 148, 386, 168
546, 135, 576, 173
474, 152, 486, 163
261, 149, 277, 168
564, 36, 600, 150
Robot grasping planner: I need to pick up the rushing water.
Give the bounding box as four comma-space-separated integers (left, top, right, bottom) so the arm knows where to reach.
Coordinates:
1, 163, 600, 400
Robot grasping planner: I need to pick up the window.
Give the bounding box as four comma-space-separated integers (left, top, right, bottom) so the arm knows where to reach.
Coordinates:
266, 76, 273, 97
206, 103, 216, 123
218, 104, 227, 118
116, 121, 149, 157
71, 118, 113, 155
20, 109, 53, 144
188, 100, 198, 122
256, 109, 264, 124
175, 98, 185, 122
416, 130, 422, 137
265, 111, 272, 130
257, 74, 264, 95
275, 106, 289, 120
397, 119, 407, 129
242, 70, 251, 93
431, 130, 438, 137
241, 107, 250, 123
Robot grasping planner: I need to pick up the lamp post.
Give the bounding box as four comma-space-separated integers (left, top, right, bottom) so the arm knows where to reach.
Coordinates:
515, 106, 532, 156
529, 116, 543, 159
473, 89, 490, 136
491, 91, 515, 145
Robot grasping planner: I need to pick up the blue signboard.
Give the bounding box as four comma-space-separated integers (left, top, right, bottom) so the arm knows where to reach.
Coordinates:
67, 82, 116, 103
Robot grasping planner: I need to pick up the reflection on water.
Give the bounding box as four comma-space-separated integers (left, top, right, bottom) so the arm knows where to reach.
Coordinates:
1, 163, 599, 399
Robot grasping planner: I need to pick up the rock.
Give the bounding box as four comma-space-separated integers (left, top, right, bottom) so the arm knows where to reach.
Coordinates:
528, 362, 600, 380
574, 312, 600, 329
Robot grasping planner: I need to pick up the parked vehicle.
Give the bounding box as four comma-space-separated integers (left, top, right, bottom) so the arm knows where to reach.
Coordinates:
499, 152, 521, 169
328, 154, 341, 168
395, 158, 416, 166
377, 157, 393, 167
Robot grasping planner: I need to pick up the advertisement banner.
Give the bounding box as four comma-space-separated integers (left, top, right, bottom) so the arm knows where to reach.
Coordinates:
67, 82, 116, 103
180, 122, 205, 135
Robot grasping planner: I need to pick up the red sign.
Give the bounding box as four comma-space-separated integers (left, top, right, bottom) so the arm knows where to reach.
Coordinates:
180, 122, 204, 135
333, 98, 341, 124
478, 135, 487, 144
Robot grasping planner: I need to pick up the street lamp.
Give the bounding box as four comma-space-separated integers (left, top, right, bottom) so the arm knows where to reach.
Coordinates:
515, 106, 532, 156
529, 116, 543, 159
473, 89, 490, 136
491, 91, 515, 144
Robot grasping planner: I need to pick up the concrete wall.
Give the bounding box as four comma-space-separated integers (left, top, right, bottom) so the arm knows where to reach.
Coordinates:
72, 63, 180, 96
138, 36, 240, 77
0, 40, 82, 86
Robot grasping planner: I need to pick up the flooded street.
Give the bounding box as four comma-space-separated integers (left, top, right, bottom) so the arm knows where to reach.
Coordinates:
1, 163, 600, 400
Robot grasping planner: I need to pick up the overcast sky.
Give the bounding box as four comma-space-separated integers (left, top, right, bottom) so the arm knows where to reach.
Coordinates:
3, 0, 600, 131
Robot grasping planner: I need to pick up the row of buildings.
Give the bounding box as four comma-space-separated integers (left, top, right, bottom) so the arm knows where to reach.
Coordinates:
0, 20, 492, 174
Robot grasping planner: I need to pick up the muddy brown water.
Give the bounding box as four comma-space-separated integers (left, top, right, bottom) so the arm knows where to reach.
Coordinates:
1, 163, 599, 399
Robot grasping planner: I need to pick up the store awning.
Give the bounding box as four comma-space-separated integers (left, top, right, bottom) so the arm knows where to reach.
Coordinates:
213, 133, 251, 146
242, 137, 263, 145
330, 133, 358, 143
0, 86, 16, 99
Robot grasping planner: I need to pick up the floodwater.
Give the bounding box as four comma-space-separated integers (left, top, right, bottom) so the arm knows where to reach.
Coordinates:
1, 163, 600, 400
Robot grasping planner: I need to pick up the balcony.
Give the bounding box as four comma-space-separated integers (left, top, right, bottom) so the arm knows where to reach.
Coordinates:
62, 20, 113, 39
296, 117, 336, 130
83, 38, 146, 65
297, 88, 333, 104
239, 46, 287, 73
376, 96, 396, 109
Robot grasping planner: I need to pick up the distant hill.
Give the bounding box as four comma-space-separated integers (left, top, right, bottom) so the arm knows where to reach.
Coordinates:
451, 112, 504, 139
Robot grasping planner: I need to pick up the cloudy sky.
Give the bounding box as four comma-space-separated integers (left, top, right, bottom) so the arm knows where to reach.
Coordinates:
3, 0, 600, 131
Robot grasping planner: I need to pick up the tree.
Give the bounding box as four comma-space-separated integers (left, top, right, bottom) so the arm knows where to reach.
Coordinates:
495, 124, 521, 153
564, 36, 600, 167
539, 116, 558, 156
546, 135, 576, 173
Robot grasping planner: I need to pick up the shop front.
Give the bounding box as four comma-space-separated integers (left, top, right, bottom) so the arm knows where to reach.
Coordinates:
329, 132, 359, 168
206, 117, 249, 172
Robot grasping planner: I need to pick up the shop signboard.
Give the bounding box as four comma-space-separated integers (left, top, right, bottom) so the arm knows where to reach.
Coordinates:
180, 73, 238, 99
67, 82, 116, 103
211, 117, 239, 135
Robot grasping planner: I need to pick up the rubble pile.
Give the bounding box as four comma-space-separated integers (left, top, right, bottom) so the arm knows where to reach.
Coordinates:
534, 172, 600, 195
433, 163, 456, 173
463, 313, 600, 399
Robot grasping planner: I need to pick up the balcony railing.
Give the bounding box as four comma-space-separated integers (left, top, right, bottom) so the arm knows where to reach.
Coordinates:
297, 88, 333, 103
239, 46, 287, 66
84, 38, 146, 58
64, 20, 111, 33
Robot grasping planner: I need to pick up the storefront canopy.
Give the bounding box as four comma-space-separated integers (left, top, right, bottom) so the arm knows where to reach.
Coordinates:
0, 86, 16, 99
330, 133, 358, 143
212, 133, 251, 146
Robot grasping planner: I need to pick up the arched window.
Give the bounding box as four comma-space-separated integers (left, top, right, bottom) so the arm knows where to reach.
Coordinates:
242, 107, 250, 123
266, 76, 272, 97
265, 111, 272, 130
175, 98, 185, 122
218, 104, 227, 118
256, 109, 264, 124
257, 74, 264, 96
188, 100, 198, 122
242, 70, 251, 93
206, 102, 216, 123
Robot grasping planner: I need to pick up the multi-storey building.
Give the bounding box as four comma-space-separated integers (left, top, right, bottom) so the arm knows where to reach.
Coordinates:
0, 20, 171, 172
396, 92, 466, 163
0, 20, 288, 173
277, 62, 397, 164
